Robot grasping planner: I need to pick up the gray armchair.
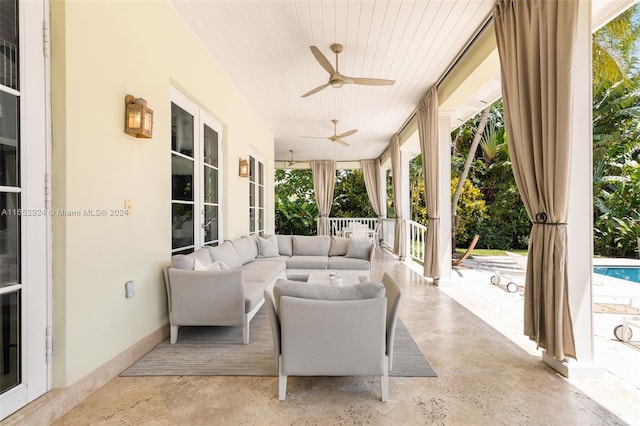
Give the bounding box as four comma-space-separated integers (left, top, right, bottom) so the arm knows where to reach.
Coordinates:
163, 267, 264, 344
265, 273, 402, 401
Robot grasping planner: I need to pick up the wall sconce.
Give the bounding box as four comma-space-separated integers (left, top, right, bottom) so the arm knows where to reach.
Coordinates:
239, 158, 250, 178
124, 94, 153, 138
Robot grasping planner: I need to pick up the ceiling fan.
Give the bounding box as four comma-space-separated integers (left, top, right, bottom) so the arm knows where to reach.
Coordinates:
302, 119, 357, 147
287, 150, 296, 166
302, 43, 395, 97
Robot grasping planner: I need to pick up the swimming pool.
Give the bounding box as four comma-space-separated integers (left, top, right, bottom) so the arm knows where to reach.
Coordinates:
593, 266, 640, 284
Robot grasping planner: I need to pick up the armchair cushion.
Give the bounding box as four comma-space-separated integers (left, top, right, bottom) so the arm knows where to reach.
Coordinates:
345, 238, 373, 260
273, 279, 385, 313
208, 241, 243, 269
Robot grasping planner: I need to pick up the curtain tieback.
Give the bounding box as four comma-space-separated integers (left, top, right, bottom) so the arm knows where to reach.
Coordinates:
533, 212, 566, 225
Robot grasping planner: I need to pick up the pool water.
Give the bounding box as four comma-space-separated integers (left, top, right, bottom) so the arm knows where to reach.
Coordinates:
593, 266, 640, 284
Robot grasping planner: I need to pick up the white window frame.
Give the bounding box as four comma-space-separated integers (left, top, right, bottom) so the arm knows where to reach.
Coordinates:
249, 152, 265, 236
170, 88, 223, 251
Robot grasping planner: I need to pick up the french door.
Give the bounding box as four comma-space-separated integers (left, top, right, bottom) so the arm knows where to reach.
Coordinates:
0, 0, 50, 419
170, 89, 223, 253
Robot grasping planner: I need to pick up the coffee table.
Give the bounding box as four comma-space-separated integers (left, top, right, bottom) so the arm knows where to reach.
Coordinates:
306, 271, 367, 286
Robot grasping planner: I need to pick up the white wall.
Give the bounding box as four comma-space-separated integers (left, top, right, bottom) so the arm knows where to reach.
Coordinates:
50, 0, 274, 386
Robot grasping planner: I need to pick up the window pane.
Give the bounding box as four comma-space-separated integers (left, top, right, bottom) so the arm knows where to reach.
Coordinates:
0, 92, 19, 187
0, 192, 20, 286
258, 209, 264, 232
0, 0, 19, 90
249, 208, 255, 233
0, 290, 20, 393
172, 203, 193, 249
204, 205, 218, 243
171, 103, 194, 157
249, 157, 255, 182
249, 182, 255, 207
259, 186, 264, 208
204, 166, 217, 204
258, 161, 264, 185
203, 125, 218, 167
171, 154, 193, 201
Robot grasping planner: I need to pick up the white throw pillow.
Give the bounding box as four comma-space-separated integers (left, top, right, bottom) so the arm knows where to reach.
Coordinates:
257, 235, 279, 258
193, 259, 229, 271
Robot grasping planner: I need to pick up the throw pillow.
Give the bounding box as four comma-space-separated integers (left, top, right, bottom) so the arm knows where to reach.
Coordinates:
193, 259, 230, 271
329, 236, 350, 256
208, 241, 243, 269
257, 235, 279, 258
170, 254, 194, 270
345, 238, 372, 260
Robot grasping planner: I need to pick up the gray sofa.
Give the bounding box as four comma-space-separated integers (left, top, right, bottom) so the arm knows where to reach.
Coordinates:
164, 234, 374, 344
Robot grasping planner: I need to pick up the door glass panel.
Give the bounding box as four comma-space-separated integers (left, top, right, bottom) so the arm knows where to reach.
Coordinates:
249, 157, 255, 182
204, 205, 217, 244
0, 193, 19, 286
258, 162, 263, 185
249, 182, 254, 206
203, 125, 218, 167
0, 0, 19, 91
204, 165, 217, 204
258, 209, 264, 234
171, 154, 193, 202
0, 290, 20, 393
0, 92, 19, 187
171, 203, 193, 249
171, 104, 194, 156
249, 208, 255, 233
259, 186, 264, 208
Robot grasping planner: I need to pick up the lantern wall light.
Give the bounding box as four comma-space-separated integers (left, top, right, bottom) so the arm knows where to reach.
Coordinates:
239, 159, 250, 178
124, 94, 154, 138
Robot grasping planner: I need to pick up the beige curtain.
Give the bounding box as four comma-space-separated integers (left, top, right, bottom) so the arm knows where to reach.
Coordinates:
390, 135, 405, 258
494, 0, 577, 359
361, 159, 383, 234
311, 160, 336, 236
416, 88, 440, 279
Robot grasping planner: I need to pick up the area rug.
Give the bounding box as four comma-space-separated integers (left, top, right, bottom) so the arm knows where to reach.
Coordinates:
122, 307, 436, 377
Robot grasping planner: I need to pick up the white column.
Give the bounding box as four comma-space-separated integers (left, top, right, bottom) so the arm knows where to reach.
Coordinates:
400, 150, 412, 260
438, 114, 452, 282
542, 0, 600, 378
379, 165, 387, 220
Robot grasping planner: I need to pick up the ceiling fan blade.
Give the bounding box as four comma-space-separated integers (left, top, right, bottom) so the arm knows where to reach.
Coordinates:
309, 46, 335, 75
301, 82, 331, 97
302, 135, 330, 140
349, 77, 395, 86
334, 139, 350, 147
336, 129, 358, 139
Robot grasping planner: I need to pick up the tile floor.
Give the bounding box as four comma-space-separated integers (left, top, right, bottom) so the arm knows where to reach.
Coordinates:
49, 248, 640, 425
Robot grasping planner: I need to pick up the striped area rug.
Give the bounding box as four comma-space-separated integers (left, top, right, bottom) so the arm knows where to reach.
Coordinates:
122, 307, 436, 377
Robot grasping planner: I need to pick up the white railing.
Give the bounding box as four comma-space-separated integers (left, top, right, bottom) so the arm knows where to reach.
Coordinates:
382, 218, 395, 249
408, 220, 427, 264
326, 217, 378, 237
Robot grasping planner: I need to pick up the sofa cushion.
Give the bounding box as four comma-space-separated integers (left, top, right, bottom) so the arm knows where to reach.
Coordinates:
329, 236, 350, 256
208, 241, 243, 269
171, 254, 194, 270
292, 235, 330, 256
232, 236, 259, 264
243, 281, 267, 312
328, 256, 371, 270
286, 255, 329, 270
243, 259, 287, 273
257, 235, 279, 258
345, 238, 373, 260
277, 235, 293, 256
242, 268, 282, 285
273, 279, 385, 312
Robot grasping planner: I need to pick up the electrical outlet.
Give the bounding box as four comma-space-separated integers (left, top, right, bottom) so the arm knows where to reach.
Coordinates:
125, 280, 135, 298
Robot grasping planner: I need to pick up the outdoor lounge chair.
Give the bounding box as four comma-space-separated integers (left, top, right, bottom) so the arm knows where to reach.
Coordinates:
489, 251, 526, 293
452, 234, 479, 267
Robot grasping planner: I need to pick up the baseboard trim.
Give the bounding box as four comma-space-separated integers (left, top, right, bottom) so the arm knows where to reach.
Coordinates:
3, 324, 169, 425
